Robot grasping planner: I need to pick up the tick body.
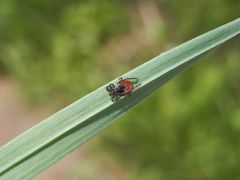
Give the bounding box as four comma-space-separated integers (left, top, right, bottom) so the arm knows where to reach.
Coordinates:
106, 77, 141, 102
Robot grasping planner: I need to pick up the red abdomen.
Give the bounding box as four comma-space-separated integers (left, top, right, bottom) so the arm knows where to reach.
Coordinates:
120, 80, 133, 94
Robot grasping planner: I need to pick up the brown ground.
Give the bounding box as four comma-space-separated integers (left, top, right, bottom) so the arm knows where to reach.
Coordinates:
0, 76, 125, 180
0, 76, 78, 179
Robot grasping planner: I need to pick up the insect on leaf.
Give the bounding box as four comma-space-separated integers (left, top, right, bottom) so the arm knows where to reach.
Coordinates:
0, 18, 239, 179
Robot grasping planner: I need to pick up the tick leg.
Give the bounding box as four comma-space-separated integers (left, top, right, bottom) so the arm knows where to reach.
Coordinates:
109, 92, 114, 96
117, 77, 123, 84
106, 83, 115, 92
119, 93, 125, 97
109, 83, 115, 89
126, 78, 139, 83
111, 96, 120, 102
111, 97, 116, 102
134, 83, 141, 89
106, 86, 111, 92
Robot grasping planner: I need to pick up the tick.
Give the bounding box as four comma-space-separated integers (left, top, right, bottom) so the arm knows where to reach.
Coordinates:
106, 77, 141, 102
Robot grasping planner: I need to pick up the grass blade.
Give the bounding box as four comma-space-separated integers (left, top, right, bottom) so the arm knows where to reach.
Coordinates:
0, 18, 239, 179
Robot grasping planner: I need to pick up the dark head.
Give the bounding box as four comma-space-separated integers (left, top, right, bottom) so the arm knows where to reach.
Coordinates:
115, 84, 125, 94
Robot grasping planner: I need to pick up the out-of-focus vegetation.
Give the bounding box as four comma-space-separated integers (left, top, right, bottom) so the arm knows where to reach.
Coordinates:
0, 0, 239, 179
0, 0, 129, 103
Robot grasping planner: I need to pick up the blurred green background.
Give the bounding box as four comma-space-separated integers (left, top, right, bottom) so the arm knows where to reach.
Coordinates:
0, 0, 239, 179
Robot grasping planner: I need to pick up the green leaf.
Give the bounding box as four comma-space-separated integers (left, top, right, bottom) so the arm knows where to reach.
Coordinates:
0, 18, 239, 179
